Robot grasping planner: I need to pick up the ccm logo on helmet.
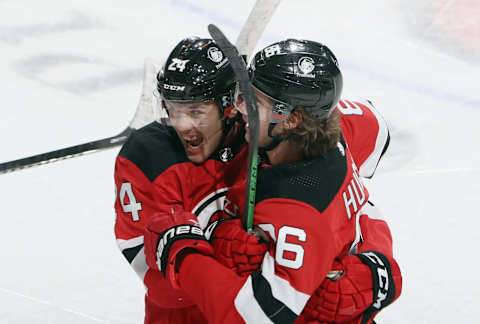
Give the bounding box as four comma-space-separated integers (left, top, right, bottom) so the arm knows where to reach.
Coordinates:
163, 84, 185, 91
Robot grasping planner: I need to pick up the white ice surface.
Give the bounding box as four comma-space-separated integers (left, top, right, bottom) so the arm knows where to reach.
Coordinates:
1, 0, 479, 323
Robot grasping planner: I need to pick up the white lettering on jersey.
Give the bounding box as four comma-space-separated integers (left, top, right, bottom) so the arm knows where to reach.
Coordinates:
276, 226, 306, 269
118, 182, 142, 221
343, 163, 366, 219
167, 58, 189, 72
337, 100, 364, 116
258, 223, 306, 270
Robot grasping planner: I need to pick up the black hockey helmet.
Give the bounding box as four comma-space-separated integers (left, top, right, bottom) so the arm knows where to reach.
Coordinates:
157, 37, 235, 116
249, 39, 343, 121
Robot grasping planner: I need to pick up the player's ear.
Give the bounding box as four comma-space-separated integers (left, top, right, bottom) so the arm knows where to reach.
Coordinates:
284, 110, 302, 129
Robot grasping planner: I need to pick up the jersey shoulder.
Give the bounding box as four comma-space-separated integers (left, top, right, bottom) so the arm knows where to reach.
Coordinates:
255, 143, 348, 213
118, 122, 189, 182
337, 99, 390, 178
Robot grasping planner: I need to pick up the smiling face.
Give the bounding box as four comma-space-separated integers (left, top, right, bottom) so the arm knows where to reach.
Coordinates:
165, 100, 223, 163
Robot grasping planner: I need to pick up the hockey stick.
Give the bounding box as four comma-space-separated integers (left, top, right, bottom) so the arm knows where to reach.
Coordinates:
235, 0, 282, 58
0, 128, 133, 174
210, 0, 281, 233
209, 24, 259, 234
0, 0, 281, 175
0, 58, 161, 174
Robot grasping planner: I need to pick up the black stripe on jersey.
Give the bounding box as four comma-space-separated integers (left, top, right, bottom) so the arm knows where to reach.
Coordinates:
118, 122, 190, 182
122, 244, 144, 264
364, 129, 390, 180
250, 271, 298, 324
255, 143, 348, 213
380, 131, 390, 160
193, 190, 228, 217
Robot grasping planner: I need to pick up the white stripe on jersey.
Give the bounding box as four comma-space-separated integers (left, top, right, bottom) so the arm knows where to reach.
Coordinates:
235, 276, 274, 324
191, 187, 229, 229
116, 236, 148, 282
261, 252, 310, 315
349, 202, 385, 253
117, 235, 144, 250
350, 204, 365, 253
234, 252, 310, 323
131, 246, 148, 282
358, 100, 390, 178
358, 201, 385, 221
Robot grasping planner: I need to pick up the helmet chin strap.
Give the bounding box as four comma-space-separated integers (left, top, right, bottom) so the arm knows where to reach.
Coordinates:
259, 122, 283, 154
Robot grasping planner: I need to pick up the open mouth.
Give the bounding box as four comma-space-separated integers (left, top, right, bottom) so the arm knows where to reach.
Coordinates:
184, 136, 204, 149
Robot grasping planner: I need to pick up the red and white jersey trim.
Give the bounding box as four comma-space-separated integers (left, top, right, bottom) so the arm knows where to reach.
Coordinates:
358, 100, 390, 178
350, 202, 386, 254
358, 201, 385, 221
116, 236, 148, 282
117, 235, 144, 250
235, 276, 274, 324
261, 252, 310, 314
234, 252, 310, 322
191, 187, 229, 229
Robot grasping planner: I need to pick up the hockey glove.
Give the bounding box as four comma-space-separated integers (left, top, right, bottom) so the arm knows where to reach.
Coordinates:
205, 218, 268, 276
303, 251, 400, 323
144, 210, 214, 289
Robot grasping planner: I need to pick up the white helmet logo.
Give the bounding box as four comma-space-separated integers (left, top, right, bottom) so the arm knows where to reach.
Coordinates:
208, 47, 223, 63
298, 57, 315, 75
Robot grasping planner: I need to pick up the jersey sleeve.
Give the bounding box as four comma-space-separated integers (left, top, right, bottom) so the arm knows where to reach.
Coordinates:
114, 156, 181, 280
352, 202, 403, 324
178, 198, 342, 324
355, 202, 394, 258
114, 155, 201, 308
338, 99, 390, 178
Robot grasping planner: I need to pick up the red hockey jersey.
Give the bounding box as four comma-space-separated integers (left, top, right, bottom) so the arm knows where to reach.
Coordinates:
178, 133, 368, 323
114, 122, 247, 315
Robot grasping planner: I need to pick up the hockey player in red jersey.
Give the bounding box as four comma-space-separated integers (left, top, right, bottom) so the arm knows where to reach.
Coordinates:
114, 37, 246, 323
115, 39, 402, 323
141, 39, 402, 324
